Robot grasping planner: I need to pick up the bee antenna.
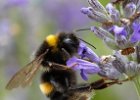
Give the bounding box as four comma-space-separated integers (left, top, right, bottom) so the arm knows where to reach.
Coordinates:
73, 27, 96, 49
77, 37, 96, 49
74, 28, 91, 32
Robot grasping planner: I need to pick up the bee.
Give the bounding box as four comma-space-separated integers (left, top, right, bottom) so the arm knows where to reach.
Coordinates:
6, 32, 95, 100
121, 47, 135, 55
6, 32, 119, 100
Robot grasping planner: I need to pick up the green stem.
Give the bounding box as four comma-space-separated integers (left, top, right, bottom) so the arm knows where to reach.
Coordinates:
133, 77, 140, 99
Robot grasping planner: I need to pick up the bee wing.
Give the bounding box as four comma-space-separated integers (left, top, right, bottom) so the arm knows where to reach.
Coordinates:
6, 50, 48, 90
6, 58, 43, 90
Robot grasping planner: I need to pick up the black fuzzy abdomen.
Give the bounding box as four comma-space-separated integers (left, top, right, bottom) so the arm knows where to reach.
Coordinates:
41, 69, 77, 100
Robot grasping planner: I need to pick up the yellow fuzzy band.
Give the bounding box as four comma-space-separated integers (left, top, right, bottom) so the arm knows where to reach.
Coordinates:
45, 35, 58, 47
39, 82, 54, 95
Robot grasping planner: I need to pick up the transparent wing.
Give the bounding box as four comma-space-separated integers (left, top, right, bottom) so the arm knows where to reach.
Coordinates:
6, 51, 48, 90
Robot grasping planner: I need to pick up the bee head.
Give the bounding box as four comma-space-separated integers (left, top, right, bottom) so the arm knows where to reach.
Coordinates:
58, 33, 80, 54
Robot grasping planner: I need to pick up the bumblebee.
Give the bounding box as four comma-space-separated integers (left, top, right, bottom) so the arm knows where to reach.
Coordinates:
6, 32, 118, 100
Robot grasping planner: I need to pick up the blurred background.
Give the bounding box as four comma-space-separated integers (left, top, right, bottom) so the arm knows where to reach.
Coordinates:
0, 0, 139, 100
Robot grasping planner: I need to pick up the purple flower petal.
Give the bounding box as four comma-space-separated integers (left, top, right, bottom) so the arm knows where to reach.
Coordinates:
81, 7, 109, 23
78, 42, 100, 63
80, 7, 92, 15
66, 56, 100, 80
106, 3, 120, 22
124, 2, 136, 17
80, 69, 88, 80
80, 67, 100, 81
88, 0, 107, 14
132, 22, 139, 30
106, 3, 114, 13
131, 22, 140, 43
91, 26, 105, 39
66, 56, 77, 67
112, 25, 127, 36
67, 56, 99, 70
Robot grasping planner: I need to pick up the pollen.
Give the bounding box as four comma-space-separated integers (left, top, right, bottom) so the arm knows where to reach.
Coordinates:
39, 82, 54, 95
45, 35, 58, 47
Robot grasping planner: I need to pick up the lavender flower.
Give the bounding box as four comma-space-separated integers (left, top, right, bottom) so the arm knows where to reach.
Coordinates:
81, 0, 140, 97
66, 42, 101, 80
98, 52, 140, 81
66, 56, 100, 80
98, 55, 124, 80
81, 0, 140, 52
80, 0, 140, 82
131, 22, 140, 43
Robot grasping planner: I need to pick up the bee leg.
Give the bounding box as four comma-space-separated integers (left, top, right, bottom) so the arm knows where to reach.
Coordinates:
90, 79, 118, 90
68, 79, 118, 92
61, 48, 71, 59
